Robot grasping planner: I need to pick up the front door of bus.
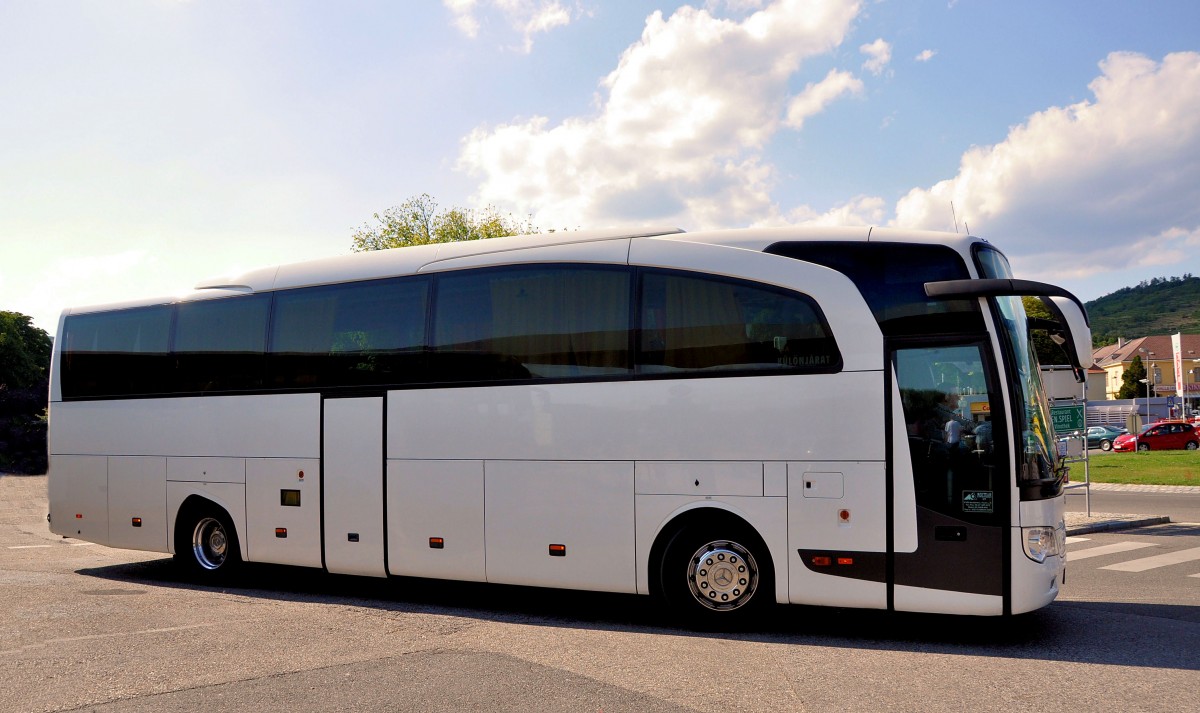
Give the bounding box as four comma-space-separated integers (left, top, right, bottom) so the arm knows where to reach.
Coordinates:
890, 341, 1007, 614
322, 395, 386, 577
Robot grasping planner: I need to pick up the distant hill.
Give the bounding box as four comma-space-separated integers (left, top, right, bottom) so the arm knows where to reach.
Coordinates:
1085, 275, 1200, 347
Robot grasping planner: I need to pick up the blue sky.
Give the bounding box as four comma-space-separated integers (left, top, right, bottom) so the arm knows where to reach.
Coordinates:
3, 1, 1200, 334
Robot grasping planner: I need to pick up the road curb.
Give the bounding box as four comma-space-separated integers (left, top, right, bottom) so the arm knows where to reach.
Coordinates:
1066, 515, 1171, 536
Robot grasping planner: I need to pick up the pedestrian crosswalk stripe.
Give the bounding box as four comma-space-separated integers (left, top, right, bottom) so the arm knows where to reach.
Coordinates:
1066, 541, 1155, 561
1065, 536, 1090, 544
1099, 546, 1200, 572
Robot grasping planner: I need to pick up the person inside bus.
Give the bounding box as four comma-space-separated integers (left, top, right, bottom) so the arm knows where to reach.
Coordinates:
937, 390, 974, 504
937, 390, 974, 446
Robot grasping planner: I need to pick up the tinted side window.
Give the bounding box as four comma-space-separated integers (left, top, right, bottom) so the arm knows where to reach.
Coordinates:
638, 271, 840, 374
764, 242, 979, 336
174, 295, 269, 393
269, 277, 429, 389
61, 306, 173, 398
431, 265, 631, 383
973, 245, 1012, 279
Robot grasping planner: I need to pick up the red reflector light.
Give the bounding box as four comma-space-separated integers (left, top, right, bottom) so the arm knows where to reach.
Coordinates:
549, 544, 566, 557
429, 537, 444, 549
275, 528, 287, 538
811, 556, 832, 566
131, 517, 142, 527
837, 557, 853, 565
76, 514, 83, 519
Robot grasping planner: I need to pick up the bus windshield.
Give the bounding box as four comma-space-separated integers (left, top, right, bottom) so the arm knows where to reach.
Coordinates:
974, 247, 1060, 484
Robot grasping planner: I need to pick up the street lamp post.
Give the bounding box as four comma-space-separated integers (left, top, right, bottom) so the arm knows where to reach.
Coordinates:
1139, 377, 1151, 429
1191, 359, 1200, 421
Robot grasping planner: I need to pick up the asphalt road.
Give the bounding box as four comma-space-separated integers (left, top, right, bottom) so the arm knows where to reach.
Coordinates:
3, 474, 1197, 712
1060, 522, 1200, 623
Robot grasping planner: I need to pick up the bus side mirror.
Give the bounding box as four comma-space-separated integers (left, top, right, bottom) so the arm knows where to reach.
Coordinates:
923, 278, 1091, 382
1038, 296, 1092, 382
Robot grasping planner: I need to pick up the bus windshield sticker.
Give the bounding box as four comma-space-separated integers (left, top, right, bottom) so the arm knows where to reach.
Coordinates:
962, 491, 994, 514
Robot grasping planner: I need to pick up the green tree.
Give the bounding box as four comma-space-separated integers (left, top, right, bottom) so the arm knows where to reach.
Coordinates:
0, 311, 51, 474
351, 194, 538, 252
1116, 354, 1148, 399
0, 311, 52, 390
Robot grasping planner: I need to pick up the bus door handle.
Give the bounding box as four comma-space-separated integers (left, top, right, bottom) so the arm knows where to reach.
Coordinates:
935, 526, 967, 542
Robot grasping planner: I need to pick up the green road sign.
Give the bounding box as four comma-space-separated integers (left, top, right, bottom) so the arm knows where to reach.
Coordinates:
1051, 405, 1086, 434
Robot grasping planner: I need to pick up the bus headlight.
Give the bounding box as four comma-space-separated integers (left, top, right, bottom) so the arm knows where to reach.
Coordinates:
1022, 526, 1063, 563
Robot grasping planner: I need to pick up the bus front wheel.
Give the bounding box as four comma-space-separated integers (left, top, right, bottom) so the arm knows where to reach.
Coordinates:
658, 522, 772, 628
175, 504, 242, 582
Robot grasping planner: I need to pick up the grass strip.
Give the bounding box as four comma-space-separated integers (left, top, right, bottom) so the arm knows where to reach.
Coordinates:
1074, 450, 1200, 486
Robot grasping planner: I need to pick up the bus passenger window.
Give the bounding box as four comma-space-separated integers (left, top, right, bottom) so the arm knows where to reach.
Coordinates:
268, 277, 429, 389
174, 295, 269, 394
61, 305, 173, 398
430, 265, 632, 383
637, 271, 840, 375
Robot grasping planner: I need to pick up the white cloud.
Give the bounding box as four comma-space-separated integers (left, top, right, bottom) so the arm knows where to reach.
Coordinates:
444, 0, 574, 52
458, 0, 863, 229
915, 49, 937, 62
891, 51, 1200, 282
444, 0, 481, 37
1010, 226, 1200, 288
784, 69, 864, 130
704, 0, 767, 12
779, 195, 887, 227
859, 38, 891, 76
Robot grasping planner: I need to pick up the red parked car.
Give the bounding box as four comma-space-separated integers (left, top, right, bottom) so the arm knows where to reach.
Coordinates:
1112, 421, 1200, 452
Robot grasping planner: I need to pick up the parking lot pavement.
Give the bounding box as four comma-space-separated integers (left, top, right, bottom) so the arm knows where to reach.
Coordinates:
5, 472, 1199, 713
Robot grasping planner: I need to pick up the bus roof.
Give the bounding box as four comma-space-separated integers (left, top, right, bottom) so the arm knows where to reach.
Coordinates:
60, 225, 990, 317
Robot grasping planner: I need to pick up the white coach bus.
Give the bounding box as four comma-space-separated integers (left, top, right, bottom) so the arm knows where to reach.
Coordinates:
47, 227, 1091, 623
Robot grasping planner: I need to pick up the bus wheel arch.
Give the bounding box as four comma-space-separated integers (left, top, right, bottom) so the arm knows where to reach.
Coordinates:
649, 508, 775, 627
173, 496, 243, 582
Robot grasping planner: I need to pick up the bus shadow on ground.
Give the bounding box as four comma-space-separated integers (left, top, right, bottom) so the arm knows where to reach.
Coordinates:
76, 557, 1199, 673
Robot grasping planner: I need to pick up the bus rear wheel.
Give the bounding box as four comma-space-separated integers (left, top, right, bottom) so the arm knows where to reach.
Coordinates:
175, 505, 241, 582
658, 523, 772, 628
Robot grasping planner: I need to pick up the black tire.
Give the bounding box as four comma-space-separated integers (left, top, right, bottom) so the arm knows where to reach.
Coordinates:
656, 522, 773, 629
1137, 442, 1151, 452
175, 504, 242, 583
1100, 440, 1113, 452
1187, 441, 1199, 451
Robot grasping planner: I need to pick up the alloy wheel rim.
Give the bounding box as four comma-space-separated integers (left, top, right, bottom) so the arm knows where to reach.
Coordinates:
686, 539, 758, 611
192, 517, 228, 570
